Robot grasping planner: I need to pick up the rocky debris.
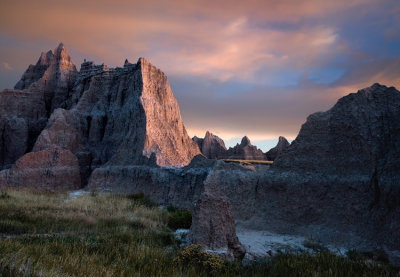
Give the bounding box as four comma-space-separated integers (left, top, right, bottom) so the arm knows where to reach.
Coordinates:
265, 136, 290, 161
194, 131, 227, 159
189, 193, 246, 260
224, 136, 266, 160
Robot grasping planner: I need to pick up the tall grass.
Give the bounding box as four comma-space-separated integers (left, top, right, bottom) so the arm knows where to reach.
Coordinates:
0, 189, 398, 277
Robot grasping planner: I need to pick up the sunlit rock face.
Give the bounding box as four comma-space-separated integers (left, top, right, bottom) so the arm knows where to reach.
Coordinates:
0, 43, 200, 189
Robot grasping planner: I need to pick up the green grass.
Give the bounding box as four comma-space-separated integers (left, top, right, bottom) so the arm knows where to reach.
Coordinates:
0, 189, 398, 277
221, 159, 273, 165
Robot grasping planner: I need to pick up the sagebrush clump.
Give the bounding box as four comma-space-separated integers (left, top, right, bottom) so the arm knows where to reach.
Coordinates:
175, 245, 225, 276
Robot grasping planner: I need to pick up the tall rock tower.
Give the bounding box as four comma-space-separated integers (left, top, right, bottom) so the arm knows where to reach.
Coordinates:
0, 44, 200, 189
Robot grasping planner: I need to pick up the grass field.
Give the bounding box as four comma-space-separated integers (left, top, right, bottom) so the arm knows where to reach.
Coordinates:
0, 189, 398, 277
221, 159, 273, 165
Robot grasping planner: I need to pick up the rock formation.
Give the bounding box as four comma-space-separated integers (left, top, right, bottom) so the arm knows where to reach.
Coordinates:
224, 136, 266, 160
193, 131, 227, 159
0, 43, 200, 189
193, 133, 266, 160
1, 44, 400, 265
265, 136, 290, 161
15, 43, 78, 114
274, 83, 400, 179
190, 192, 246, 260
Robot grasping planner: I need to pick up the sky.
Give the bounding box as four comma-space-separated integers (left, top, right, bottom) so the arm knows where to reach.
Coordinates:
0, 0, 399, 151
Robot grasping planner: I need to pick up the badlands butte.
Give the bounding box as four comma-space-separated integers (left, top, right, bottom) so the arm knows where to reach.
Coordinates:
0, 43, 399, 264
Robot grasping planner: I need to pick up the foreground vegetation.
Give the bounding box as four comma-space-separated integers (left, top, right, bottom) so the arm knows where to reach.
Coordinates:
0, 189, 398, 277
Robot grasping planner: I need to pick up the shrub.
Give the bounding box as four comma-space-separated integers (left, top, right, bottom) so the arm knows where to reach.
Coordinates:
127, 192, 157, 207
167, 209, 192, 229
174, 245, 225, 276
0, 190, 10, 199
167, 205, 177, 213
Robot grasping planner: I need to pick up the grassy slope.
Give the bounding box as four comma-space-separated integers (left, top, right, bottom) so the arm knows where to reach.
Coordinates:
0, 189, 398, 277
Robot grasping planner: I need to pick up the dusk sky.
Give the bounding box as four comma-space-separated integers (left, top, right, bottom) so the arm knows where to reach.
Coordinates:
1, 0, 399, 150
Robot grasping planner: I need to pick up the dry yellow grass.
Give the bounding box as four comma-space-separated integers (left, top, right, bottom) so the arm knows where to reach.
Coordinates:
221, 159, 273, 165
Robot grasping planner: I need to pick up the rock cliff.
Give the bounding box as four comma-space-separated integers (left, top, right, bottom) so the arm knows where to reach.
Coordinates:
1, 45, 400, 265
0, 43, 200, 189
193, 131, 227, 159
265, 136, 290, 161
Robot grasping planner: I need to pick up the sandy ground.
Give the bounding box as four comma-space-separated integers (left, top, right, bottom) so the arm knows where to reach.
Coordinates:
236, 226, 348, 259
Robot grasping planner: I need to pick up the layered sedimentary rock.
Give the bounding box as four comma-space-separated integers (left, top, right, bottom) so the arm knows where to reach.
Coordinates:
0, 43, 77, 170
0, 44, 200, 189
1, 44, 400, 264
0, 147, 81, 190
193, 131, 227, 159
190, 193, 246, 260
265, 136, 290, 161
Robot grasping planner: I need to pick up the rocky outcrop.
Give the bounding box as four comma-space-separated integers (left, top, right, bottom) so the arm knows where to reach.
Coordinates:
15, 43, 78, 114
0, 43, 77, 170
265, 136, 290, 161
193, 131, 227, 159
0, 147, 81, 190
0, 43, 200, 190
193, 133, 266, 160
189, 192, 246, 260
274, 83, 400, 179
0, 89, 48, 169
224, 136, 266, 160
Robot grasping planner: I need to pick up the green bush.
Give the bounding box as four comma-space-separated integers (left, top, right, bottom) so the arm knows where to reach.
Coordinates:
167, 209, 192, 229
127, 192, 157, 207
0, 190, 10, 199
174, 244, 225, 276
167, 205, 177, 213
